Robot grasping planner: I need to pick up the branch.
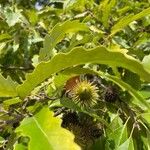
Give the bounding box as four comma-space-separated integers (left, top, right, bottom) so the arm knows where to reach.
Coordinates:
0, 65, 34, 71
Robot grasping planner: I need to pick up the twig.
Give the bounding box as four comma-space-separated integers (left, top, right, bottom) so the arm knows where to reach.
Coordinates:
54, 107, 66, 117
0, 65, 34, 71
0, 115, 24, 129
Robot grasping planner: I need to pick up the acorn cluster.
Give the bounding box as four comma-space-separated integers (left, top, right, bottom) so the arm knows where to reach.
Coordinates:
63, 74, 119, 107
61, 74, 120, 148
61, 112, 103, 149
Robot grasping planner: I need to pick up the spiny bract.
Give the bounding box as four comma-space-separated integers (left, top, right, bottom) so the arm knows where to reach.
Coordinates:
70, 80, 99, 107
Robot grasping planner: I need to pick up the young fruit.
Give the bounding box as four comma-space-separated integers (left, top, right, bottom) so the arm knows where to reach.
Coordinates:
64, 76, 80, 93
64, 75, 99, 108
70, 80, 99, 108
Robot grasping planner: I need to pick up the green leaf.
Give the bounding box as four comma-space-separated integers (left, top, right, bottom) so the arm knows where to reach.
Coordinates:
108, 117, 129, 149
122, 70, 141, 90
140, 121, 150, 149
116, 118, 129, 148
63, 0, 77, 9
108, 115, 123, 131
0, 74, 18, 97
4, 8, 22, 27
60, 97, 81, 112
3, 97, 21, 109
101, 0, 116, 28
107, 127, 123, 149
15, 107, 80, 150
140, 113, 150, 123
111, 7, 150, 35
0, 136, 4, 142
17, 46, 150, 98
90, 135, 106, 150
117, 6, 131, 16
147, 130, 150, 149
25, 9, 38, 26
0, 33, 12, 42
117, 137, 134, 150
14, 143, 27, 150
0, 136, 4, 147
63, 0, 86, 10
142, 54, 150, 73
138, 90, 150, 99
133, 33, 150, 48
39, 20, 89, 61
0, 42, 7, 52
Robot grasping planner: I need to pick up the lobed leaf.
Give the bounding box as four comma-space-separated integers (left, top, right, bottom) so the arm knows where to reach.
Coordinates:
4, 8, 22, 27
111, 7, 150, 35
0, 74, 18, 97
17, 46, 150, 98
101, 0, 116, 28
15, 107, 80, 150
39, 20, 89, 61
14, 143, 26, 150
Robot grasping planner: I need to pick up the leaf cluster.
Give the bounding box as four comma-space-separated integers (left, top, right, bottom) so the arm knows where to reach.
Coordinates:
0, 0, 150, 150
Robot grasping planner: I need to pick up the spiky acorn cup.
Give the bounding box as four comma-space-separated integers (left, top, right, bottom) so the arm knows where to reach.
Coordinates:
71, 118, 103, 149
70, 80, 99, 108
104, 86, 118, 103
61, 112, 103, 149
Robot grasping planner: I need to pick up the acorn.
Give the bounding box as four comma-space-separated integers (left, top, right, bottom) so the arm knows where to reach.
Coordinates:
63, 75, 99, 108
78, 114, 103, 140
64, 76, 80, 93
61, 112, 103, 149
70, 80, 99, 108
69, 124, 89, 148
104, 86, 118, 102
61, 112, 79, 128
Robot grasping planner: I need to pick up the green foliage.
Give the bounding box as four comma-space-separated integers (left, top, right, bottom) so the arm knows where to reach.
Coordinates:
117, 137, 134, 150
0, 136, 4, 148
111, 7, 150, 35
39, 20, 89, 61
15, 107, 80, 150
0, 0, 150, 150
142, 54, 150, 73
17, 46, 150, 98
0, 74, 18, 97
101, 0, 116, 29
